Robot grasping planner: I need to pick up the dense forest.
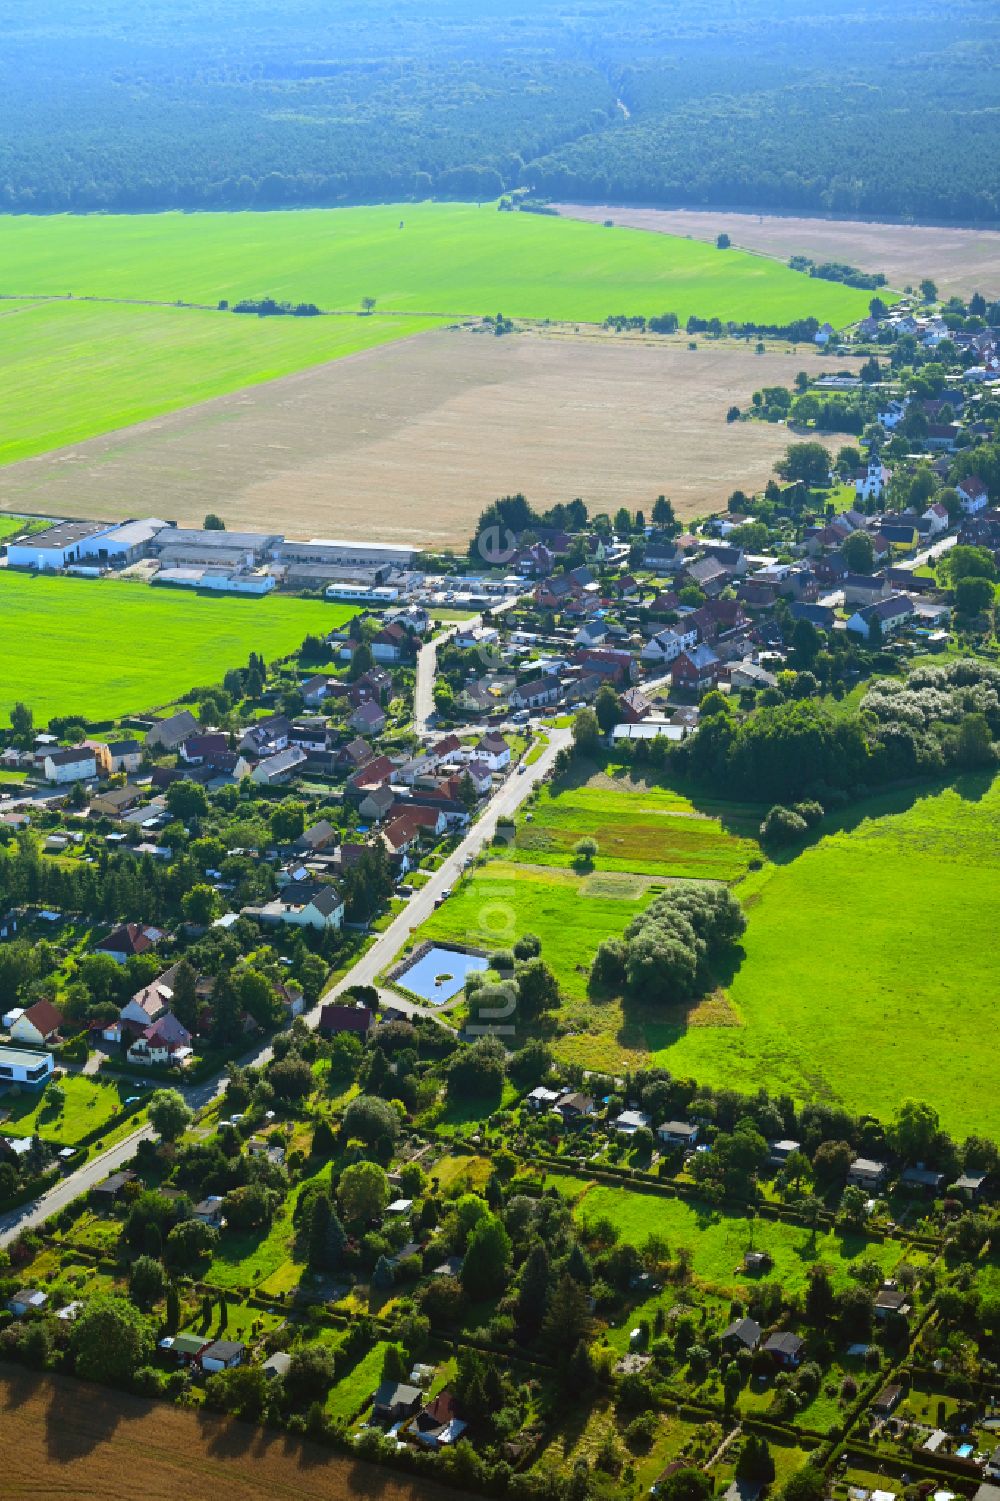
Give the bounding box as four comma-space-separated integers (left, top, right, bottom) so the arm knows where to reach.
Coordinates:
1, 0, 997, 222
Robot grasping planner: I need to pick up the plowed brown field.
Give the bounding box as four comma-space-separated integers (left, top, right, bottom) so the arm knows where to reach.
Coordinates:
0, 1367, 476, 1501
0, 326, 855, 546
555, 204, 1000, 302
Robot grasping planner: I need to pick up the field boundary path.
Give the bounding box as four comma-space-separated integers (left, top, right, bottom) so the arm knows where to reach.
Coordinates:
0, 725, 569, 1247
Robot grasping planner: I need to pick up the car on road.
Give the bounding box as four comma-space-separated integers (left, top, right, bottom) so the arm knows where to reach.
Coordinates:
518, 762, 527, 773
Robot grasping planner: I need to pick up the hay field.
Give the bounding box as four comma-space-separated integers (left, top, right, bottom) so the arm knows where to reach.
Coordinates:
0, 202, 874, 325
0, 1368, 475, 1501
0, 328, 858, 545
555, 203, 1000, 300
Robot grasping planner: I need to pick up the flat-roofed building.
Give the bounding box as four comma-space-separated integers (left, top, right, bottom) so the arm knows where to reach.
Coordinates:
278, 537, 420, 570
150, 526, 282, 568
6, 519, 121, 570
0, 1045, 54, 1088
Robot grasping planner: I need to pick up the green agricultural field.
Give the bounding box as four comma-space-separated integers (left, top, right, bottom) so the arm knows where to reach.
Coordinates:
0, 572, 353, 725
504, 782, 760, 880
0, 299, 448, 464
0, 205, 876, 463
572, 1182, 920, 1296
0, 204, 876, 325
650, 777, 1000, 1140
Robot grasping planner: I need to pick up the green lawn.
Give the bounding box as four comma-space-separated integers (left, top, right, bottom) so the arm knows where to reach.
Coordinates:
0, 1073, 134, 1146
0, 299, 447, 465
204, 1162, 331, 1293
418, 862, 653, 1002
502, 782, 760, 880
0, 572, 353, 724
0, 204, 875, 325
650, 777, 1000, 1140
573, 1183, 917, 1296
325, 1341, 392, 1423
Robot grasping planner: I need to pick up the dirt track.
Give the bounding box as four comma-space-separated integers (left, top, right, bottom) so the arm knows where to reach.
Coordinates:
0, 327, 855, 545
554, 204, 1000, 301
0, 1366, 476, 1501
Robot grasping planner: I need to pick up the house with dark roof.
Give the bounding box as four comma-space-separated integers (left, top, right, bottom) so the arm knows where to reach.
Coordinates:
94, 923, 163, 964
721, 1317, 762, 1353
847, 594, 914, 640
763, 1332, 804, 1368
319, 1003, 375, 1038
670, 644, 721, 692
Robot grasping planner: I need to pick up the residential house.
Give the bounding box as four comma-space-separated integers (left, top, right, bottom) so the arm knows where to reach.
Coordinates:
349, 699, 387, 736
99, 740, 143, 775
180, 733, 230, 766
372, 623, 415, 664
789, 601, 835, 630
847, 1158, 889, 1191
847, 595, 914, 640
0, 1046, 54, 1088
764, 1332, 804, 1369
614, 1109, 652, 1136
294, 819, 338, 854
552, 1092, 595, 1122
842, 573, 891, 607
300, 674, 330, 707
200, 1339, 245, 1373
899, 1166, 945, 1194
874, 1286, 910, 1320
336, 737, 376, 773
89, 1170, 136, 1206
925, 423, 959, 451
619, 686, 654, 722
345, 754, 395, 797
192, 1195, 225, 1227
727, 660, 778, 691
412, 1391, 467, 1450
575, 620, 608, 649
10, 999, 63, 1048
641, 626, 697, 666
950, 1171, 988, 1202
475, 733, 511, 770
957, 475, 990, 514
525, 1086, 561, 1110
671, 645, 721, 692
89, 784, 145, 819
574, 647, 636, 685
7, 1288, 49, 1317
243, 746, 308, 786
510, 677, 560, 710
119, 965, 179, 1031
319, 1003, 375, 1038
127, 1011, 192, 1067
872, 1384, 903, 1416
657, 1121, 700, 1148
767, 1139, 802, 1168
251, 880, 345, 931
44, 747, 97, 785
144, 709, 199, 751
856, 459, 891, 502
357, 784, 395, 823
373, 1380, 424, 1424
93, 923, 163, 964
922, 501, 951, 536
721, 1317, 762, 1353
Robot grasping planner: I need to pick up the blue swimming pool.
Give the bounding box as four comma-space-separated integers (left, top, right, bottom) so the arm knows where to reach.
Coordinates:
956, 1445, 974, 1459
397, 946, 487, 1004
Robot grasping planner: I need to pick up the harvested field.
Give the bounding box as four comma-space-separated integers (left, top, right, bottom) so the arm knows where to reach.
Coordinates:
0, 1366, 477, 1501
555, 204, 1000, 301
0, 327, 857, 544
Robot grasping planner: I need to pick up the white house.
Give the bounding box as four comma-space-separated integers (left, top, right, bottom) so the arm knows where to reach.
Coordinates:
120, 966, 179, 1030
250, 880, 345, 931
44, 747, 97, 784
641, 626, 697, 666
239, 746, 308, 786
922, 501, 950, 536
856, 459, 891, 503
957, 475, 989, 514
475, 733, 511, 771
847, 594, 915, 640
200, 1339, 245, 1373
0, 1045, 54, 1089
10, 1000, 62, 1048
105, 740, 143, 774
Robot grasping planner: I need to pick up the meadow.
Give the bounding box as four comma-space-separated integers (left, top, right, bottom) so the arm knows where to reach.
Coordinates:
504, 781, 761, 880
417, 862, 653, 1004
0, 1073, 135, 1146
0, 299, 447, 464
571, 1182, 919, 1296
654, 777, 1000, 1141
0, 204, 875, 326
0, 572, 351, 725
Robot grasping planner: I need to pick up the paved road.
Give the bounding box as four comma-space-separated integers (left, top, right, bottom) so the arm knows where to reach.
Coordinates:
414, 596, 522, 737
895, 532, 957, 571
0, 724, 569, 1247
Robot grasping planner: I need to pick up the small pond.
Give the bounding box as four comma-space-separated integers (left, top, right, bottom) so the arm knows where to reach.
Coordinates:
397, 946, 487, 1004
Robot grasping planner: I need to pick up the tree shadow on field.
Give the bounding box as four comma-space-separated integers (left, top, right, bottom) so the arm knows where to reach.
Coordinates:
0, 1363, 46, 1414
44, 1373, 155, 1461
